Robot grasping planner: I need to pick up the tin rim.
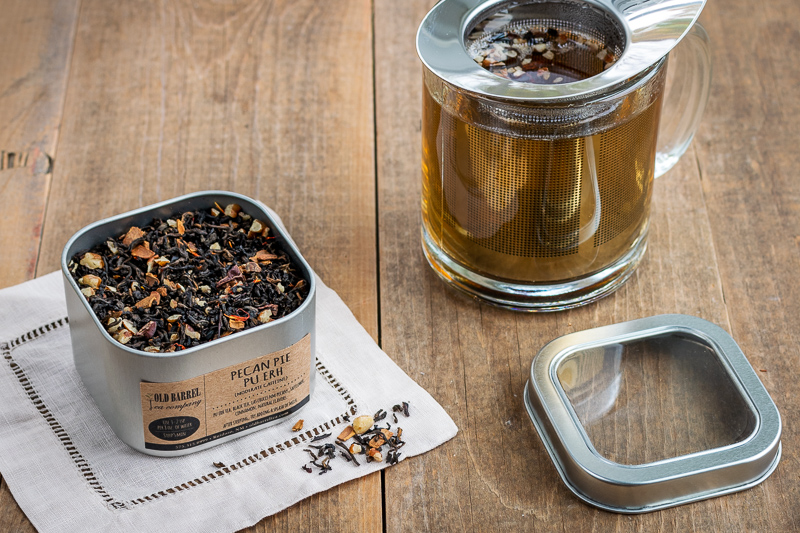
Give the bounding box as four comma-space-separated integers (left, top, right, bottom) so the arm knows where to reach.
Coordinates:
60, 190, 316, 359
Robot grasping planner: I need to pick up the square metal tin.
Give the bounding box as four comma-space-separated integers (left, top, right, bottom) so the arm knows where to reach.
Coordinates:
524, 314, 781, 513
61, 191, 316, 456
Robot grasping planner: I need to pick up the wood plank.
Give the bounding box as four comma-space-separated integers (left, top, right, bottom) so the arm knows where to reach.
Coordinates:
0, 0, 81, 529
0, 482, 36, 533
691, 0, 800, 530
0, 0, 79, 288
34, 0, 381, 531
374, 1, 779, 531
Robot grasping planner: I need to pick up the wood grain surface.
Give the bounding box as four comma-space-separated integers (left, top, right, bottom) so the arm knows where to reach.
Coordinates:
374, 1, 795, 532
2, 0, 381, 531
0, 0, 78, 287
1, 0, 799, 531
0, 0, 80, 530
692, 1, 800, 529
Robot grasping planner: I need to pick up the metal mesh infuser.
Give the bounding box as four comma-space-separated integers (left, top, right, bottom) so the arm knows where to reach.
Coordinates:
442, 113, 585, 258
422, 0, 665, 278
439, 99, 660, 259
417, 0, 705, 307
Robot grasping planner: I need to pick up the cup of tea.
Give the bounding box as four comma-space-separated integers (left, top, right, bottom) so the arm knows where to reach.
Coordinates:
417, 0, 711, 311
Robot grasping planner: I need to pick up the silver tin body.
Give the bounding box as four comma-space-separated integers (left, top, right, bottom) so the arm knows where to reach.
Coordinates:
524, 314, 781, 513
61, 191, 316, 457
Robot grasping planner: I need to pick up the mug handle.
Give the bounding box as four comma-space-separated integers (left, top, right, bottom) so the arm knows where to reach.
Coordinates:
654, 22, 712, 178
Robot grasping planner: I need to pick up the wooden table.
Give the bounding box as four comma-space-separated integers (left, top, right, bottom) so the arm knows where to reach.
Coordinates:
1, 0, 798, 531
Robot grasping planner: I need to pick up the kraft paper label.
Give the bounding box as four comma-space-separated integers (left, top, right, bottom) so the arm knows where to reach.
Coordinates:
140, 334, 311, 451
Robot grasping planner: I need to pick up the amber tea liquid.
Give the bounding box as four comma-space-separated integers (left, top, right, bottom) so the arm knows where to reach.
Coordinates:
421, 76, 663, 284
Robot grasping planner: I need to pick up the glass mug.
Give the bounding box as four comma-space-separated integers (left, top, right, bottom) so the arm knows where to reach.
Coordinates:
417, 0, 711, 311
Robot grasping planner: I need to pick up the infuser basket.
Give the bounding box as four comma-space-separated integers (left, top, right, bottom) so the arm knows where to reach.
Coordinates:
416, 0, 711, 311
417, 0, 707, 102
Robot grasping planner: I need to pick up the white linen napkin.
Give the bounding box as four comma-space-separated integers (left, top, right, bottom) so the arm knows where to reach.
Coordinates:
0, 270, 457, 533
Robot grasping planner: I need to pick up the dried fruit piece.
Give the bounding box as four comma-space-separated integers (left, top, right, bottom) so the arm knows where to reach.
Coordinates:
79, 252, 104, 269
292, 419, 304, 432
113, 330, 133, 344
248, 220, 267, 238
80, 287, 95, 297
369, 429, 393, 449
367, 448, 383, 462
135, 291, 161, 309
352, 415, 374, 435
78, 275, 102, 288
349, 443, 362, 455
145, 273, 159, 287
183, 240, 198, 254
337, 425, 356, 441
122, 226, 145, 246
131, 243, 156, 260
184, 324, 201, 340
244, 261, 262, 273
176, 218, 186, 235
257, 309, 273, 323
136, 321, 157, 339
225, 204, 242, 218
216, 265, 245, 288
250, 250, 278, 262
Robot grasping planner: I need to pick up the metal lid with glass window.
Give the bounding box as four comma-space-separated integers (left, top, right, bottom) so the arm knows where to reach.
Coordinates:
524, 314, 781, 513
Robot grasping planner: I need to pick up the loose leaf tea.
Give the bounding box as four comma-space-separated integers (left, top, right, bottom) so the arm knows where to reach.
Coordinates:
68, 204, 310, 353
301, 403, 411, 474
467, 22, 617, 84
